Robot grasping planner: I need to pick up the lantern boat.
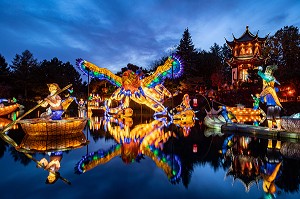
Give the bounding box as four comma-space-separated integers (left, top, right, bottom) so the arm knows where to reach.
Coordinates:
221, 112, 300, 139
225, 106, 264, 123
204, 108, 300, 139
203, 105, 265, 129
0, 103, 19, 116
18, 117, 87, 136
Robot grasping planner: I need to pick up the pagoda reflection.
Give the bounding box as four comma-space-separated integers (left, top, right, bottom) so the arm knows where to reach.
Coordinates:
221, 134, 283, 195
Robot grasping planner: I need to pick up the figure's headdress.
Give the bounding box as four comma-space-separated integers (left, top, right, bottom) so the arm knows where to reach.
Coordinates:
47, 83, 61, 91
265, 65, 278, 76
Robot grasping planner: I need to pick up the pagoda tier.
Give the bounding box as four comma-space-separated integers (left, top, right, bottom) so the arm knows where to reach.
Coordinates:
226, 54, 266, 68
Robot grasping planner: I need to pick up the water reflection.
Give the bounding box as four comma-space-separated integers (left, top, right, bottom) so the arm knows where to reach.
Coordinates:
86, 114, 300, 196
0, 127, 88, 185
76, 115, 182, 183
219, 132, 300, 198
0, 112, 300, 198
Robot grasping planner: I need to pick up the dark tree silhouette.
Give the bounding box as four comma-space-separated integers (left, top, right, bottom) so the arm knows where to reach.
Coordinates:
10, 50, 39, 99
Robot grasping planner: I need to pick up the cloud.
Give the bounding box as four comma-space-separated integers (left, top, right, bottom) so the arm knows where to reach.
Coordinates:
0, 0, 299, 75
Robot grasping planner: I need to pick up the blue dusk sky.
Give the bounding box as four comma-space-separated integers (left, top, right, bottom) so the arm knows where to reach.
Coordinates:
0, 0, 299, 75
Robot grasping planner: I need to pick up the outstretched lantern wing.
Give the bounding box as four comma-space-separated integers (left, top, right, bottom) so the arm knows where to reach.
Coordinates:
142, 55, 183, 88
76, 58, 122, 87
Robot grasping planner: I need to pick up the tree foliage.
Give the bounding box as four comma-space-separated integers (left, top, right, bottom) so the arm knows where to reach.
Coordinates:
176, 28, 198, 80
0, 54, 10, 82
266, 25, 300, 94
0, 54, 12, 97
32, 57, 84, 97
10, 50, 39, 99
4, 50, 85, 100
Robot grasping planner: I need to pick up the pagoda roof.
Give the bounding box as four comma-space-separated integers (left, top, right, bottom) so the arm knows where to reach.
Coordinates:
225, 26, 269, 47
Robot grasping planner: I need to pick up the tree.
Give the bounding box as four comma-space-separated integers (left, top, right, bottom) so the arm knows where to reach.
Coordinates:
0, 54, 10, 82
176, 28, 198, 80
266, 25, 300, 95
10, 50, 39, 99
209, 43, 224, 88
35, 58, 84, 98
220, 44, 232, 83
0, 54, 12, 97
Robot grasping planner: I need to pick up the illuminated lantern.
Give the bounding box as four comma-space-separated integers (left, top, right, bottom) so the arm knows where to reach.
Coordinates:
193, 98, 198, 107
193, 144, 197, 153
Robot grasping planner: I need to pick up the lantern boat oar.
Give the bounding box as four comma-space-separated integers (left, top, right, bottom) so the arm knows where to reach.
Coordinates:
0, 84, 72, 134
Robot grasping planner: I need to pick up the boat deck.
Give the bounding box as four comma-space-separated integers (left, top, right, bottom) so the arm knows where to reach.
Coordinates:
221, 123, 300, 140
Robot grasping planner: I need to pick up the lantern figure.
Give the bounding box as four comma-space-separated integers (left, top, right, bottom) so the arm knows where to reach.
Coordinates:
193, 98, 198, 107
193, 144, 197, 153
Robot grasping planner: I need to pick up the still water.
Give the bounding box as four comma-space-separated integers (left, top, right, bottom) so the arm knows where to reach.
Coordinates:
1, 112, 300, 199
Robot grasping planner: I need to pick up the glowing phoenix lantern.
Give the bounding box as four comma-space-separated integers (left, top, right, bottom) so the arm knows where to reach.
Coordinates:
76, 56, 183, 115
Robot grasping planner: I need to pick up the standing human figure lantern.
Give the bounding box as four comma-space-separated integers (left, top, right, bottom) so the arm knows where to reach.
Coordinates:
258, 65, 282, 131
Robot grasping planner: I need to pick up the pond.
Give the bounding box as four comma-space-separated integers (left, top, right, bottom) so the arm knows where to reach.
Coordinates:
1, 112, 300, 199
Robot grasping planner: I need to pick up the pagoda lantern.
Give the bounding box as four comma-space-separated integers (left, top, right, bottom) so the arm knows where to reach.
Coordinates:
225, 26, 269, 86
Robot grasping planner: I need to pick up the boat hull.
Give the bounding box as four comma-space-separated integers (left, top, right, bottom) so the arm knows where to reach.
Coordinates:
18, 117, 87, 136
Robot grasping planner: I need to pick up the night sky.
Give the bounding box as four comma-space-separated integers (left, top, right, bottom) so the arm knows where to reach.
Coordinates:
1, 0, 299, 75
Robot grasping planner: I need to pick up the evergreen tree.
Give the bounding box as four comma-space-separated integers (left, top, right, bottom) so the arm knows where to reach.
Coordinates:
0, 54, 12, 97
10, 50, 39, 99
176, 28, 197, 80
0, 54, 10, 83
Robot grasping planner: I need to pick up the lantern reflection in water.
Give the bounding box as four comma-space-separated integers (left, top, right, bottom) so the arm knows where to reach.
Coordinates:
75, 115, 188, 183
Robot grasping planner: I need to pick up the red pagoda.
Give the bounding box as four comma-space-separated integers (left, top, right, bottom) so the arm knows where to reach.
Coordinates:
225, 26, 269, 86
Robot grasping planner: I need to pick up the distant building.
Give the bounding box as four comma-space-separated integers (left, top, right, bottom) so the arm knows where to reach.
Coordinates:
225, 26, 269, 86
